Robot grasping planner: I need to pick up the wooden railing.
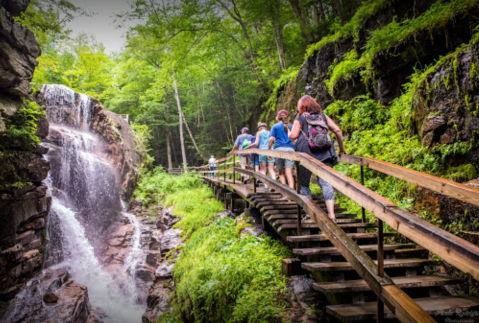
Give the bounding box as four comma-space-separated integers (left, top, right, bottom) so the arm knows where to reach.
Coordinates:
195, 148, 479, 323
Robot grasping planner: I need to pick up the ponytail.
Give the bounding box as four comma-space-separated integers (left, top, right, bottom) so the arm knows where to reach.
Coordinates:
277, 114, 290, 131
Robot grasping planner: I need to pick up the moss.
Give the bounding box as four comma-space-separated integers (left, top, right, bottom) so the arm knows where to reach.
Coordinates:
448, 164, 478, 182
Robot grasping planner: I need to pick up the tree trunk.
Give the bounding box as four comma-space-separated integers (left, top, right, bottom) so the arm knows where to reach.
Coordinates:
267, 0, 286, 70
318, 1, 326, 20
313, 4, 320, 26
165, 127, 173, 170
333, 0, 344, 22
288, 0, 313, 43
171, 73, 188, 169
181, 110, 206, 160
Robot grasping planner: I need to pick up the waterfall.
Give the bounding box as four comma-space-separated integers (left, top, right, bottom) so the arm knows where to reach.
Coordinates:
41, 85, 144, 322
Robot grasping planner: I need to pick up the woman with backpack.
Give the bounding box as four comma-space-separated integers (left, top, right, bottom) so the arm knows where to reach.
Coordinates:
288, 95, 346, 222
268, 110, 295, 189
247, 122, 276, 191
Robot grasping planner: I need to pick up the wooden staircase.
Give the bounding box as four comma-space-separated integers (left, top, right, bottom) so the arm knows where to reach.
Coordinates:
247, 192, 479, 322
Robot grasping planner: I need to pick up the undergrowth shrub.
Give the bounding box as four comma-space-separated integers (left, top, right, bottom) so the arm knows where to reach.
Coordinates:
166, 217, 291, 323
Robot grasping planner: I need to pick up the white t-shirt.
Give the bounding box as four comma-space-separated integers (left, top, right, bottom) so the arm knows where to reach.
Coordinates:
208, 157, 217, 167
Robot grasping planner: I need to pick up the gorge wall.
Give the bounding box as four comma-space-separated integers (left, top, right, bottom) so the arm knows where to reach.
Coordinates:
0, 1, 148, 317
0, 0, 50, 302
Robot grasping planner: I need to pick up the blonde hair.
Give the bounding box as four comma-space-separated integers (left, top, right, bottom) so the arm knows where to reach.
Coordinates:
257, 122, 267, 129
276, 114, 290, 131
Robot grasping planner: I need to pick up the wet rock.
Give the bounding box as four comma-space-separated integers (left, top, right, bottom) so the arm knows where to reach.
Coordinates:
421, 115, 446, 135
155, 262, 174, 279
156, 206, 179, 231
1, 268, 99, 323
142, 278, 174, 323
1, 0, 31, 16
160, 229, 182, 256
286, 275, 324, 322
43, 292, 58, 303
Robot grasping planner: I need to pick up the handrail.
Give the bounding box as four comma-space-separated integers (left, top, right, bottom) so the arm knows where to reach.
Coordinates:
340, 155, 479, 207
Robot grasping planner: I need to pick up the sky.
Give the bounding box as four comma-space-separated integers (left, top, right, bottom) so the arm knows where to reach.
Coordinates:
66, 0, 136, 54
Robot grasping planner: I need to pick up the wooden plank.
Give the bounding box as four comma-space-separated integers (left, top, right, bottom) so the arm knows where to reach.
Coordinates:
327, 296, 479, 321
273, 218, 360, 225
313, 275, 465, 294
341, 154, 479, 208
302, 259, 435, 272
264, 209, 306, 216
287, 233, 396, 243
278, 222, 377, 232
293, 244, 415, 256
266, 213, 357, 221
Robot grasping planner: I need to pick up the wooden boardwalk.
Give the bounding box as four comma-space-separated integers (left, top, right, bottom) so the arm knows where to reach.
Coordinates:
189, 150, 479, 323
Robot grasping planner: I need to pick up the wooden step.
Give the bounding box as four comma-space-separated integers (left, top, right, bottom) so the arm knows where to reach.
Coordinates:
264, 209, 305, 216
327, 296, 479, 321
250, 196, 287, 203
256, 201, 297, 208
286, 232, 398, 243
302, 258, 434, 272
279, 222, 377, 232
314, 275, 465, 294
293, 244, 415, 256
246, 192, 282, 198
262, 204, 347, 212
266, 213, 357, 221
274, 218, 361, 225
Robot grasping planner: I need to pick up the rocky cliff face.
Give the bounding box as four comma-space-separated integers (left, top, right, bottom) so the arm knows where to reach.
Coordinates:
0, 0, 51, 304
273, 0, 479, 116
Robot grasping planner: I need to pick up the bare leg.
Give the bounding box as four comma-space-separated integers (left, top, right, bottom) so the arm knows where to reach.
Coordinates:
278, 168, 286, 185
326, 200, 336, 220
285, 168, 295, 189
267, 162, 276, 181
260, 161, 268, 188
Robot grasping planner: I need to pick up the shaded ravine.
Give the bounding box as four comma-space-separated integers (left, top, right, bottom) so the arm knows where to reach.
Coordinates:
41, 85, 145, 322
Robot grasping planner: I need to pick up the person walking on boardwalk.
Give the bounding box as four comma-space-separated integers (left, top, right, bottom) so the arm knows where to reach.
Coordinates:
288, 95, 346, 222
231, 127, 254, 183
208, 155, 217, 177
268, 110, 295, 189
247, 122, 276, 191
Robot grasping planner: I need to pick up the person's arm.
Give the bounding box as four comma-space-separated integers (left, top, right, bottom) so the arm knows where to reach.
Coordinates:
326, 115, 346, 156
289, 120, 301, 140
231, 144, 239, 154
246, 132, 260, 149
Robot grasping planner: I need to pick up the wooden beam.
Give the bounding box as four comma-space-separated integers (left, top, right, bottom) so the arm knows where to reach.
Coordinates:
340, 155, 479, 208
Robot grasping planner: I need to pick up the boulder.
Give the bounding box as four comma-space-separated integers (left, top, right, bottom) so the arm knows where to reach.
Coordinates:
1, 268, 100, 323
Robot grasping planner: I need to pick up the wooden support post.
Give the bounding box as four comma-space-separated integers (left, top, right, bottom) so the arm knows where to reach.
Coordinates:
253, 154, 257, 193
224, 191, 228, 209
296, 161, 302, 235
377, 218, 384, 323
233, 155, 236, 184
223, 162, 226, 182
361, 165, 366, 223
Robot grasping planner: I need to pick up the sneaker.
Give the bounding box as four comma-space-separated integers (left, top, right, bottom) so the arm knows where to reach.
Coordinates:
256, 180, 263, 186
264, 187, 269, 192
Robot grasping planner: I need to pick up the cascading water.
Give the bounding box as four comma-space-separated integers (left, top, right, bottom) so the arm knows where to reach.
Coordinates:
41, 84, 145, 322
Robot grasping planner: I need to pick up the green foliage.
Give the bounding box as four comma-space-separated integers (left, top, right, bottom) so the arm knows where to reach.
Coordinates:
1, 99, 44, 149
263, 66, 300, 119
170, 217, 291, 323
448, 164, 478, 182
324, 0, 479, 93
306, 0, 391, 57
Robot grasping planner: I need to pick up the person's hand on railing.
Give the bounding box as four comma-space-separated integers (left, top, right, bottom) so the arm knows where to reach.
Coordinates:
338, 149, 347, 157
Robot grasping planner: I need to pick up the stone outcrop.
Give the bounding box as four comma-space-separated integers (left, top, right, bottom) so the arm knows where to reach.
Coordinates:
134, 204, 183, 323
0, 0, 51, 302
1, 268, 101, 323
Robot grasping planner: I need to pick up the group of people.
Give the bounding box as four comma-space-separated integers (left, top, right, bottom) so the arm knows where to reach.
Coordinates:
209, 95, 346, 222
